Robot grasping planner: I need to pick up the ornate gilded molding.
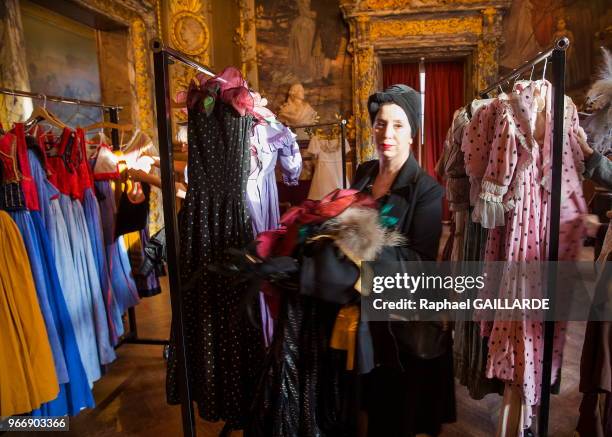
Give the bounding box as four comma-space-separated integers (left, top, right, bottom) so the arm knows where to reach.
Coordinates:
476, 7, 502, 92
131, 18, 154, 134
234, 0, 259, 85
343, 1, 507, 162
352, 44, 377, 161
371, 16, 482, 39
169, 0, 210, 56
476, 39, 497, 90
357, 0, 501, 12
166, 0, 211, 123
482, 7, 496, 32
155, 0, 163, 38
68, 0, 156, 141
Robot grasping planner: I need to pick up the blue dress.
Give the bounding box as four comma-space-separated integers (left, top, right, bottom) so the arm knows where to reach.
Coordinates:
59, 193, 117, 384
95, 180, 140, 314
82, 186, 124, 344
25, 149, 96, 415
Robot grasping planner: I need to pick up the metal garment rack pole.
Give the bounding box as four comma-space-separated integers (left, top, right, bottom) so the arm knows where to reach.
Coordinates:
151, 38, 196, 437
479, 37, 569, 436
0, 87, 122, 109
478, 42, 562, 98
0, 88, 169, 349
539, 40, 567, 437
287, 120, 349, 188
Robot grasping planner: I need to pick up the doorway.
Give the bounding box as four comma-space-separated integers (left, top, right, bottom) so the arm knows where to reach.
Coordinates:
383, 59, 465, 180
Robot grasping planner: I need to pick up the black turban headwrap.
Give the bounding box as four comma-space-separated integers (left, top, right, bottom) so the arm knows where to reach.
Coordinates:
368, 84, 421, 137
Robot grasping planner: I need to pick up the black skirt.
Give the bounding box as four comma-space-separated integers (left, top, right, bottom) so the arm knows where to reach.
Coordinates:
362, 348, 456, 437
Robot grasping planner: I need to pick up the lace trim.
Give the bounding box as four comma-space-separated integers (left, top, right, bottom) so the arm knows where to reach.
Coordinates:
473, 180, 510, 228
480, 179, 508, 199
499, 100, 534, 207
481, 180, 515, 212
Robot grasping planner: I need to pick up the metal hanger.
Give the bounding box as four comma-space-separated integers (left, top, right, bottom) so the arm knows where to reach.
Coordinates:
542, 57, 548, 80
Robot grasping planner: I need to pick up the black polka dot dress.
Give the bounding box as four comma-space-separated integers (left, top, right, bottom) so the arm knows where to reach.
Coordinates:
166, 99, 264, 428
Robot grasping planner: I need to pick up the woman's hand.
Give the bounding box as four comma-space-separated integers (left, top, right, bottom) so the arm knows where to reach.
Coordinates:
175, 182, 187, 199
128, 168, 149, 182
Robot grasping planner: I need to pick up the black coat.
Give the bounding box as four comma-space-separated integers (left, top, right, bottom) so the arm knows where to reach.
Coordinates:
351, 154, 444, 370
246, 155, 444, 437
351, 154, 443, 262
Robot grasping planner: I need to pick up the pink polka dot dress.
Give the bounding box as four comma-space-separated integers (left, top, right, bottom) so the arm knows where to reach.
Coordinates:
464, 80, 587, 423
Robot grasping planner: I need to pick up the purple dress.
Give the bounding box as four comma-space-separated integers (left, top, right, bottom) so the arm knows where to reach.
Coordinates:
247, 121, 302, 234
247, 121, 302, 346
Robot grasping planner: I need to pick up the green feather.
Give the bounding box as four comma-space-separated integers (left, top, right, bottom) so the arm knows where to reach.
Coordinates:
380, 204, 393, 215
379, 204, 398, 228
203, 96, 215, 116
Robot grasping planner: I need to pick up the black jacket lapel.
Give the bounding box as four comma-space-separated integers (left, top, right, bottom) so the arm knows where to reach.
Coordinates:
385, 155, 420, 231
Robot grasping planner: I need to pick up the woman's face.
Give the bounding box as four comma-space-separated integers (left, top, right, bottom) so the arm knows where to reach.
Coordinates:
373, 103, 413, 165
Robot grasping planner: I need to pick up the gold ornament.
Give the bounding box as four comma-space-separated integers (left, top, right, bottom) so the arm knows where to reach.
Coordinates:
352, 45, 377, 162
170, 11, 210, 56
234, 0, 258, 78
476, 39, 498, 91
371, 16, 482, 39
359, 0, 484, 10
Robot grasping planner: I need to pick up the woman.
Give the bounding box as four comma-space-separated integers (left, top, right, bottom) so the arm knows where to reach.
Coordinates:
246, 85, 454, 437
353, 84, 456, 436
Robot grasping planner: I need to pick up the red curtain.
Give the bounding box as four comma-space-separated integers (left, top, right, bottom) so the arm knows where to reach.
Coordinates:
423, 61, 464, 180
424, 61, 464, 221
382, 63, 421, 160
383, 62, 420, 90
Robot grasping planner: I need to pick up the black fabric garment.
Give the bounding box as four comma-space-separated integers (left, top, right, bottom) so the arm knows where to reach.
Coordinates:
114, 182, 150, 238
247, 293, 347, 437
0, 133, 26, 211
165, 99, 264, 428
139, 227, 166, 277
453, 212, 505, 400
351, 155, 447, 370
300, 237, 360, 305
363, 349, 456, 437
131, 227, 162, 298
351, 155, 456, 436
577, 254, 612, 437
248, 154, 451, 437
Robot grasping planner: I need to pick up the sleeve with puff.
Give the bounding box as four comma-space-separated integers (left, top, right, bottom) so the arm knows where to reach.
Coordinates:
278, 132, 302, 186
472, 103, 522, 229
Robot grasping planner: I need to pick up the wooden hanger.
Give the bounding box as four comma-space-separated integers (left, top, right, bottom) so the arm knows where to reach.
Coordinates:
82, 121, 133, 132
25, 101, 67, 130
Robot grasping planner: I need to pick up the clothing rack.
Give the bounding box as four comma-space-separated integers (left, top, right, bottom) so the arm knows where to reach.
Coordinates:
151, 38, 199, 437
287, 119, 349, 188
0, 86, 168, 350
0, 87, 123, 149
479, 37, 569, 437
151, 38, 350, 436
